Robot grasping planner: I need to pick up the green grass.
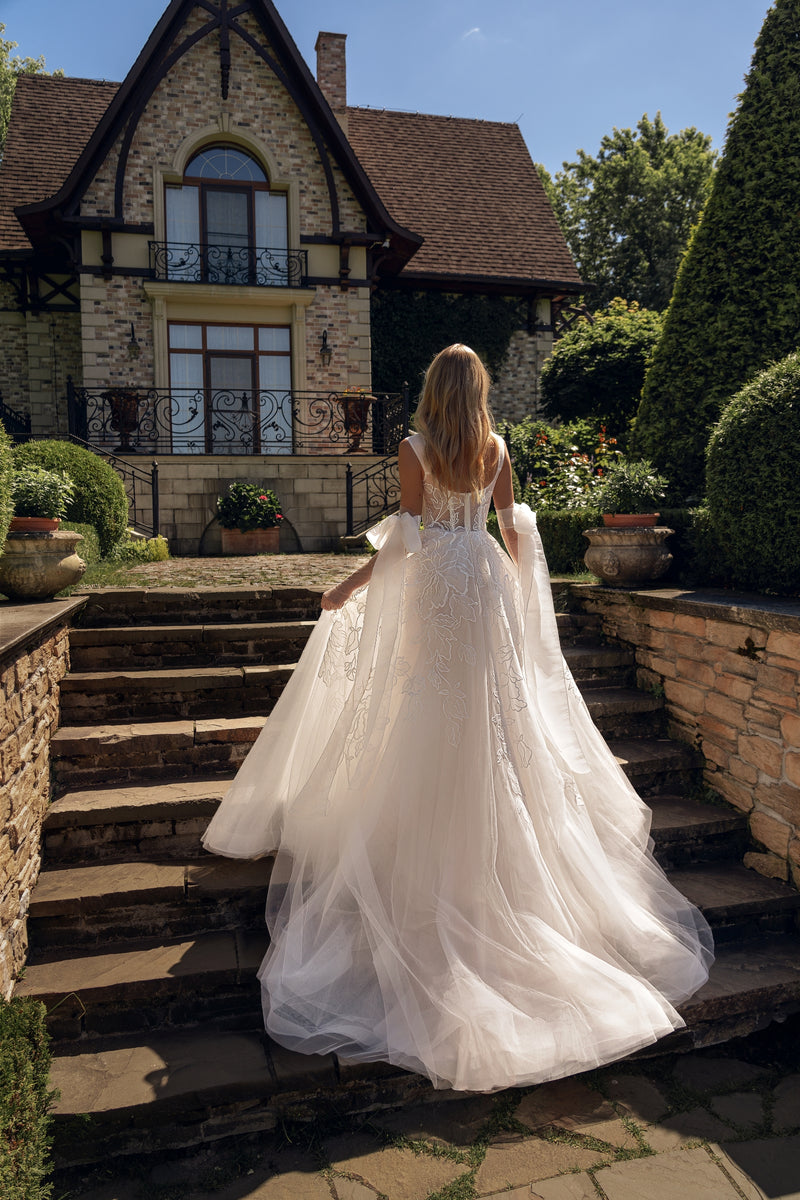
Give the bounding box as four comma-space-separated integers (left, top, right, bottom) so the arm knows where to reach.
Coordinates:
0, 998, 56, 1200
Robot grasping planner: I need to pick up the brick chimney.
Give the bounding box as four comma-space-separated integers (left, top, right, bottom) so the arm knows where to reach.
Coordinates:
315, 31, 347, 133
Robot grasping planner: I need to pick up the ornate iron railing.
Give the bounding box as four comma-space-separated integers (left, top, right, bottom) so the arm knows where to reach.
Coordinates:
0, 394, 32, 440
66, 381, 408, 458
1, 391, 159, 538
346, 454, 402, 536
149, 241, 308, 287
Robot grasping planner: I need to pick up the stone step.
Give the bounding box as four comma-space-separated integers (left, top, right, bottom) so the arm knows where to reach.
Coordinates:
73, 587, 325, 627
50, 719, 697, 795
563, 641, 635, 686
22, 860, 791, 1045
47, 932, 800, 1167
68, 620, 316, 670
584, 686, 663, 738
43, 777, 233, 863
73, 581, 583, 630
647, 794, 749, 867
27, 858, 270, 950
43, 781, 736, 870
59, 664, 295, 722
666, 862, 800, 943
50, 717, 267, 789
15, 929, 268, 1044
608, 736, 703, 796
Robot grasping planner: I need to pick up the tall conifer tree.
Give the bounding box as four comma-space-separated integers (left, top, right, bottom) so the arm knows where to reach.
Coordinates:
633, 0, 800, 499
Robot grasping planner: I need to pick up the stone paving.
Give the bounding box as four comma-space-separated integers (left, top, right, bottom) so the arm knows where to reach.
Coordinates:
107, 553, 372, 591
61, 1025, 800, 1200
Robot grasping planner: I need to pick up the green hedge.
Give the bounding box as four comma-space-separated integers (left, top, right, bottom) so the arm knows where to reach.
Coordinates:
60, 522, 102, 565
706, 353, 800, 595
11, 442, 127, 556
488, 505, 728, 584
634, 0, 800, 499
0, 998, 55, 1200
0, 420, 13, 546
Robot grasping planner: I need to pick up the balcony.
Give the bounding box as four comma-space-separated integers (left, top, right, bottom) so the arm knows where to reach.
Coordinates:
148, 242, 308, 288
66, 383, 409, 457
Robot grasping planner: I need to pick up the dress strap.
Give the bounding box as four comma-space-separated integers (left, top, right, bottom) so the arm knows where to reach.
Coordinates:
406, 433, 429, 475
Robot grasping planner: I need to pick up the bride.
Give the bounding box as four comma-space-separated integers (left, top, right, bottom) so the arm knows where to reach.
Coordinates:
203, 344, 713, 1093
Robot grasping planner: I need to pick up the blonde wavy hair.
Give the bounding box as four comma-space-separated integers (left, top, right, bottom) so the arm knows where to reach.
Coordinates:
413, 344, 494, 496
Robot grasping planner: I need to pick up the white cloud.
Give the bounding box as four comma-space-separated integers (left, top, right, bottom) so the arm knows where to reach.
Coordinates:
461, 27, 481, 40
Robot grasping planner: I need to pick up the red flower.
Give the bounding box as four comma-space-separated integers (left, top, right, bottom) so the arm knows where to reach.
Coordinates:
597, 468, 604, 476
276, 513, 283, 520
258, 494, 268, 501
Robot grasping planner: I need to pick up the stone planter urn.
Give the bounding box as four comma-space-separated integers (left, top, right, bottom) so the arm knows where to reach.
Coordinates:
0, 529, 87, 600
220, 526, 280, 556
583, 525, 673, 588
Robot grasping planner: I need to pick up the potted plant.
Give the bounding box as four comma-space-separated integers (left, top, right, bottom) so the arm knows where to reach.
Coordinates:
216, 482, 283, 555
595, 458, 668, 527
583, 458, 673, 587
10, 466, 75, 532
1, 467, 86, 599
336, 385, 375, 453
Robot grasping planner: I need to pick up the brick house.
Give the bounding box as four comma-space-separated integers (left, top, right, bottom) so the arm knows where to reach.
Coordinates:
0, 0, 581, 552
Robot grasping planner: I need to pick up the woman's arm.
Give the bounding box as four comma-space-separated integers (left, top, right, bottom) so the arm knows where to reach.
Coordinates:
321, 438, 424, 610
492, 444, 518, 565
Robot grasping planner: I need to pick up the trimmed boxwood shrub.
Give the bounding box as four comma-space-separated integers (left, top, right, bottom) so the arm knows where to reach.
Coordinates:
634, 0, 800, 499
0, 420, 13, 546
12, 441, 127, 555
706, 353, 800, 595
658, 507, 728, 587
0, 998, 55, 1200
60, 522, 102, 564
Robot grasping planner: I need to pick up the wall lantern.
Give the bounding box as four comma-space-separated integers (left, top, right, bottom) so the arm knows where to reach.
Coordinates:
127, 322, 141, 360
320, 329, 332, 367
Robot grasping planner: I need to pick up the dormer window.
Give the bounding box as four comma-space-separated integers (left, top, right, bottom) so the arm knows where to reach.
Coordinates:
163, 145, 289, 284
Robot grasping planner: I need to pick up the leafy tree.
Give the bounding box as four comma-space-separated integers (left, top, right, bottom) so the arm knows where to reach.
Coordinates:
540, 298, 663, 440
0, 24, 62, 157
634, 0, 800, 501
539, 113, 716, 311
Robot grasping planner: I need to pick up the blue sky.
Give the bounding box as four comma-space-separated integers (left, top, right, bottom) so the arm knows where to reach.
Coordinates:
2, 0, 770, 174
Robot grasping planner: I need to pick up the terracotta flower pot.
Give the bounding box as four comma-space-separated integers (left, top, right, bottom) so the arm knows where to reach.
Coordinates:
220, 526, 280, 556
602, 513, 659, 528
9, 516, 61, 533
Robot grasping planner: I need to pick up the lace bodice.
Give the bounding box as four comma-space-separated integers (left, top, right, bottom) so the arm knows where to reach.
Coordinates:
408, 433, 503, 532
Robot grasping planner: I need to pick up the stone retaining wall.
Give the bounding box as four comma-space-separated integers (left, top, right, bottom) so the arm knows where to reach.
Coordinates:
0, 600, 84, 998
578, 586, 800, 889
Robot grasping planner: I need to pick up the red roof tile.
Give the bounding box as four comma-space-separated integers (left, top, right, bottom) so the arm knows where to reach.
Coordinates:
347, 107, 581, 289
0, 74, 118, 252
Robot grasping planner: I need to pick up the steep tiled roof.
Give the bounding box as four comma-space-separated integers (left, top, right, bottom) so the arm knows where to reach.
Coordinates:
347, 107, 581, 289
0, 74, 118, 251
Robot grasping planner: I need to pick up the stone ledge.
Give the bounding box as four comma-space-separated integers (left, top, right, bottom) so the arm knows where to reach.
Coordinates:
0, 596, 86, 670
575, 584, 800, 636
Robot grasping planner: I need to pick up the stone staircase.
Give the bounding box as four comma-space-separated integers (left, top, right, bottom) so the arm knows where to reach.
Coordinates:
14, 586, 800, 1169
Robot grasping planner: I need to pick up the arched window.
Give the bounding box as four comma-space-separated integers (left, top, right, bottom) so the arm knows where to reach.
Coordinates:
164, 145, 288, 284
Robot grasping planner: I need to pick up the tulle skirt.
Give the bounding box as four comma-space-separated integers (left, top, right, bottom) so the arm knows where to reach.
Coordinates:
203, 508, 713, 1092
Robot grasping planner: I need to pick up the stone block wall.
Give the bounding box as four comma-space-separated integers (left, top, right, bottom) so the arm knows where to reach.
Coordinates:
578, 587, 800, 889
141, 454, 375, 554
0, 605, 80, 999
491, 301, 554, 425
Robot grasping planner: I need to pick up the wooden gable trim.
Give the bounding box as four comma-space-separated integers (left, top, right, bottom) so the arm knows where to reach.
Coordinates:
14, 0, 422, 264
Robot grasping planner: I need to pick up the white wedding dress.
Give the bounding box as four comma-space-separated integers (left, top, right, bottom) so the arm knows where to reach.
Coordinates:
203, 433, 713, 1092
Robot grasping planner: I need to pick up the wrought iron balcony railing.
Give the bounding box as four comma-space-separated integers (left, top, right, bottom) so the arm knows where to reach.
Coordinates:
66, 381, 409, 458
148, 241, 308, 287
